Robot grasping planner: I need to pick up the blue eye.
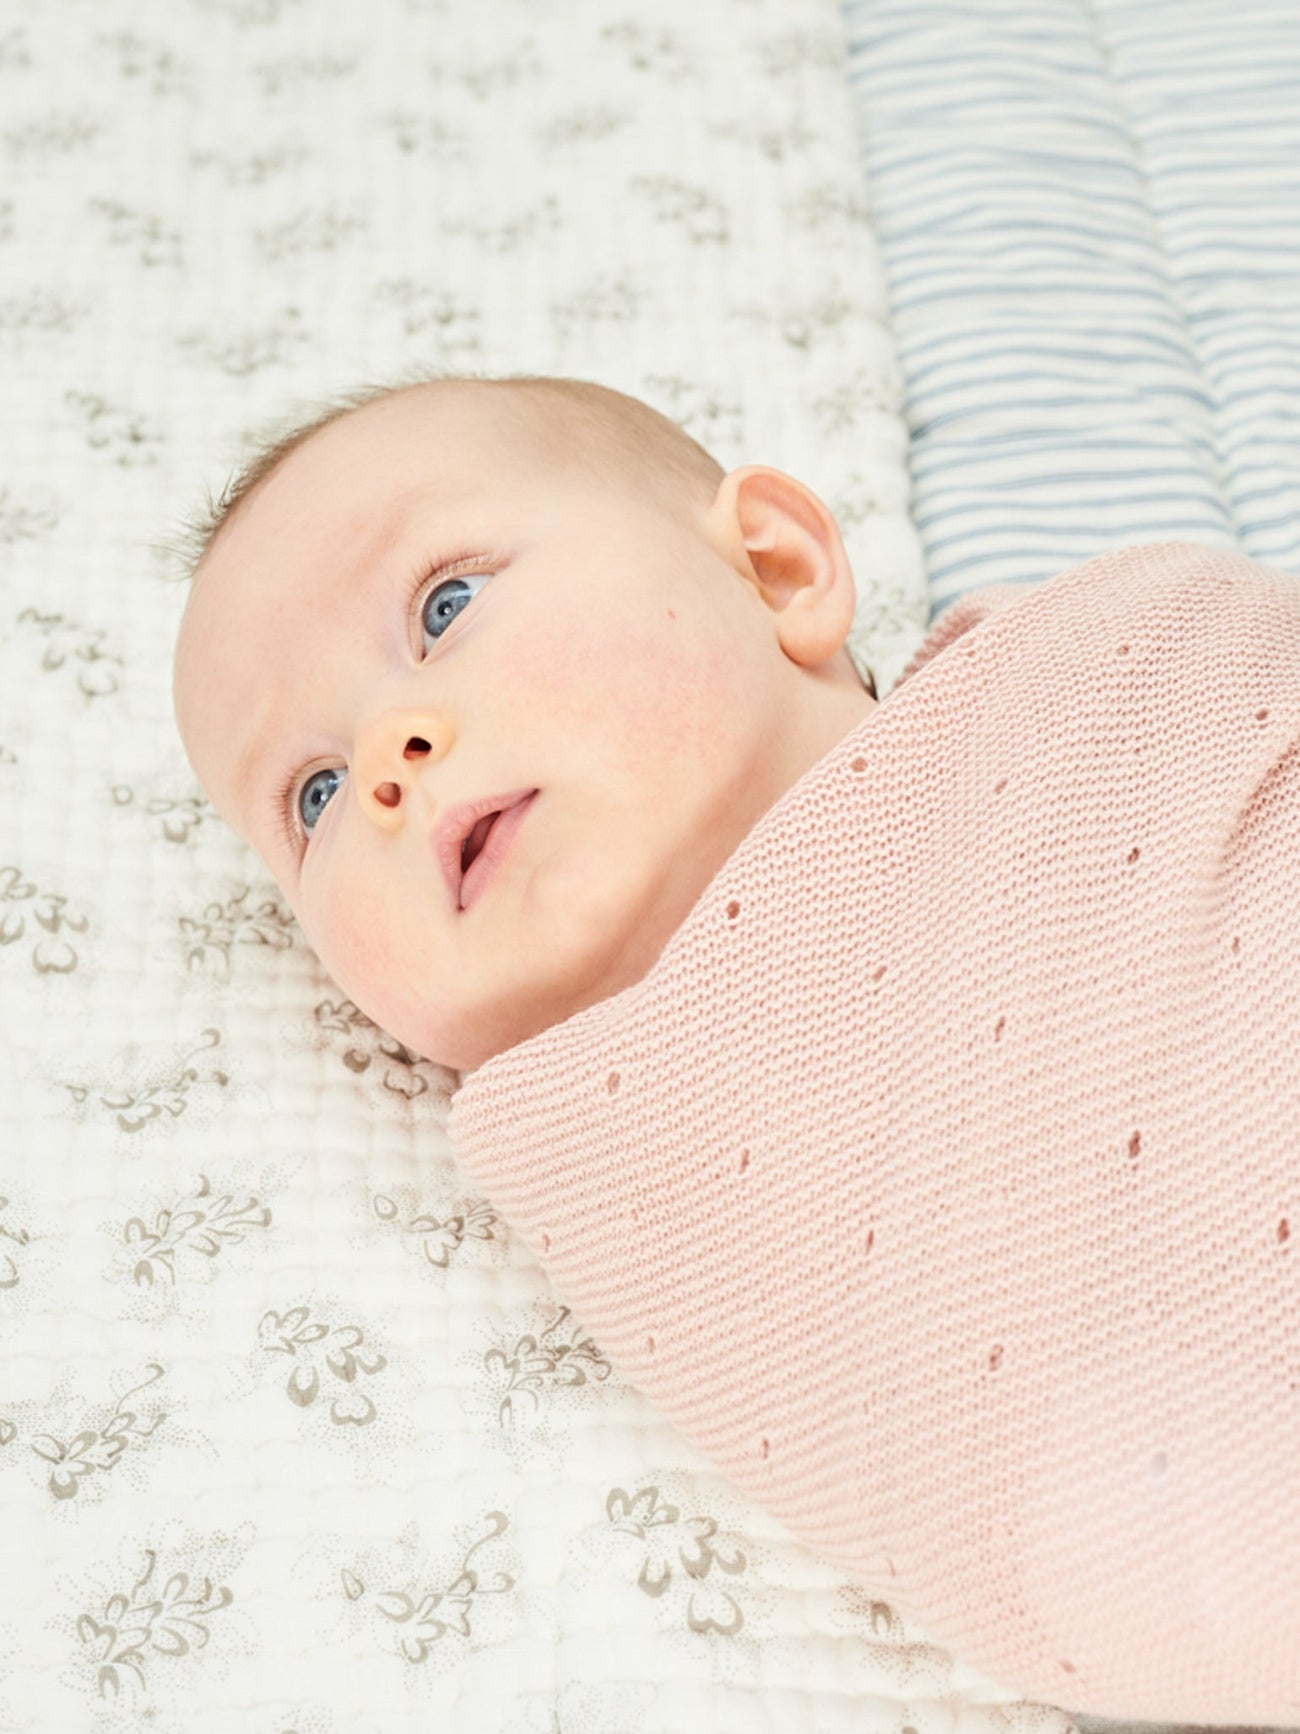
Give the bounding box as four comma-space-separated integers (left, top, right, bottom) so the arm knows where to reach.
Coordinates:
422, 572, 489, 645
299, 766, 346, 830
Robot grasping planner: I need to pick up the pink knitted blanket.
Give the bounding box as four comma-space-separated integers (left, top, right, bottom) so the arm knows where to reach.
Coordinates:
450, 543, 1300, 1721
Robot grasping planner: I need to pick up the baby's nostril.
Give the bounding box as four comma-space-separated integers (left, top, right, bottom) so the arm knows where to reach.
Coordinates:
403, 736, 431, 760
374, 781, 401, 808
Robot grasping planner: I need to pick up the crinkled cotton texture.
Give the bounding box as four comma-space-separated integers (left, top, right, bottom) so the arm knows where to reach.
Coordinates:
450, 543, 1300, 1722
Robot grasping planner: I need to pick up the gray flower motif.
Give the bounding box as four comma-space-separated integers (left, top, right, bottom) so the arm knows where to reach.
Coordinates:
629, 175, 729, 245
0, 290, 81, 336
112, 783, 208, 844
372, 1190, 499, 1270
606, 1484, 749, 1636
598, 21, 698, 81
124, 1172, 271, 1288
313, 997, 451, 1098
551, 273, 646, 344
380, 112, 467, 161
177, 305, 308, 376
179, 886, 295, 972
97, 30, 196, 99
342, 1511, 514, 1663
3, 113, 101, 161
63, 1028, 229, 1133
0, 491, 59, 546
454, 42, 544, 100
259, 1305, 387, 1427
87, 197, 185, 270
66, 392, 161, 467
372, 279, 481, 351
31, 1364, 166, 1501
188, 139, 308, 186
252, 52, 358, 100
0, 1192, 30, 1289
16, 606, 121, 697
536, 105, 627, 150
754, 28, 845, 77
75, 1548, 233, 1703
484, 1304, 612, 1428
252, 207, 366, 264
0, 864, 89, 974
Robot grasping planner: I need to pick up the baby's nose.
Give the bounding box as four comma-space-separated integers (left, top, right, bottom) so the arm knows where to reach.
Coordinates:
354, 708, 454, 827
373, 735, 433, 809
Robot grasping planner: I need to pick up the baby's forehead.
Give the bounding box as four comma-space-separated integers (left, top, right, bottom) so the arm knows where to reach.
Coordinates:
283, 391, 580, 532
188, 378, 707, 626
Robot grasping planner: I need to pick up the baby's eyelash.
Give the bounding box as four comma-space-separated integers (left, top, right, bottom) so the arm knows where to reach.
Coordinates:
404, 549, 499, 634
272, 551, 500, 858
272, 761, 309, 858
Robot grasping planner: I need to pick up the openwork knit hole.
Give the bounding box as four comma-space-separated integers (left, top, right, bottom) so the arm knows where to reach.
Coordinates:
726, 900, 740, 921
646, 1336, 655, 1353
1279, 1218, 1290, 1245
1127, 847, 1141, 865
1257, 707, 1270, 722
850, 756, 867, 773
606, 1071, 620, 1094
1117, 643, 1129, 655
994, 778, 1007, 795
1129, 1130, 1141, 1161
738, 1149, 750, 1173
760, 1437, 770, 1459
989, 1344, 1004, 1371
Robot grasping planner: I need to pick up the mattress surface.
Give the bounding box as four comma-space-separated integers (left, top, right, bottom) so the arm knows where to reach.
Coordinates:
843, 0, 1300, 607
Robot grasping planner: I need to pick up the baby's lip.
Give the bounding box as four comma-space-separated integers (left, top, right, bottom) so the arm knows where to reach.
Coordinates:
435, 787, 538, 912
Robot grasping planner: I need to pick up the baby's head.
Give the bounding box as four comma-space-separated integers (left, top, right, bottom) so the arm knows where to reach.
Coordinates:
172, 374, 875, 1073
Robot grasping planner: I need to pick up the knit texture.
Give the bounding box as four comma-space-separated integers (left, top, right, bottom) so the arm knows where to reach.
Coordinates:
449, 543, 1300, 1722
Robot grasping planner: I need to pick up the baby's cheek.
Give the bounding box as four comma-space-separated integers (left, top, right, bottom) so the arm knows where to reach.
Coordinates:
526, 607, 751, 775
296, 846, 470, 1064
295, 848, 396, 1006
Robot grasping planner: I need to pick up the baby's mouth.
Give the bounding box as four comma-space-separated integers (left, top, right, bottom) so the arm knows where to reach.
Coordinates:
435, 786, 540, 913
461, 811, 499, 876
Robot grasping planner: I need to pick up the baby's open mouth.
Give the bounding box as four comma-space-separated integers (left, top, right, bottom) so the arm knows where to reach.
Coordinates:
461, 811, 500, 875
436, 787, 540, 914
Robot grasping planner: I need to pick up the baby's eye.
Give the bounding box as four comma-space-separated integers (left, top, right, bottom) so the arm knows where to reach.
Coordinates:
422, 571, 490, 647
299, 766, 346, 831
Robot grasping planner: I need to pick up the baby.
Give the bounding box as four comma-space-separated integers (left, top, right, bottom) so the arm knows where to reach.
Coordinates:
174, 374, 1300, 1723
173, 373, 878, 1074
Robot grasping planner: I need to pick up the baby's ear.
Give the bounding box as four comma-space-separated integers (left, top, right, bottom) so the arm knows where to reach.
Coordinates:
706, 465, 857, 669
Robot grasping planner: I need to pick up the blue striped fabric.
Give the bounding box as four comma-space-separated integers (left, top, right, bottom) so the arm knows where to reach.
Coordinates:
841, 0, 1300, 613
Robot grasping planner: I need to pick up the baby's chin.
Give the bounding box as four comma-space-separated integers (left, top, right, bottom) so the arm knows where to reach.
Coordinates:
326, 959, 574, 1076
296, 857, 683, 1074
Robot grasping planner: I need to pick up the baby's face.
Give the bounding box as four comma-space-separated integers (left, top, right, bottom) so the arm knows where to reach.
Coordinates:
173, 384, 872, 1072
